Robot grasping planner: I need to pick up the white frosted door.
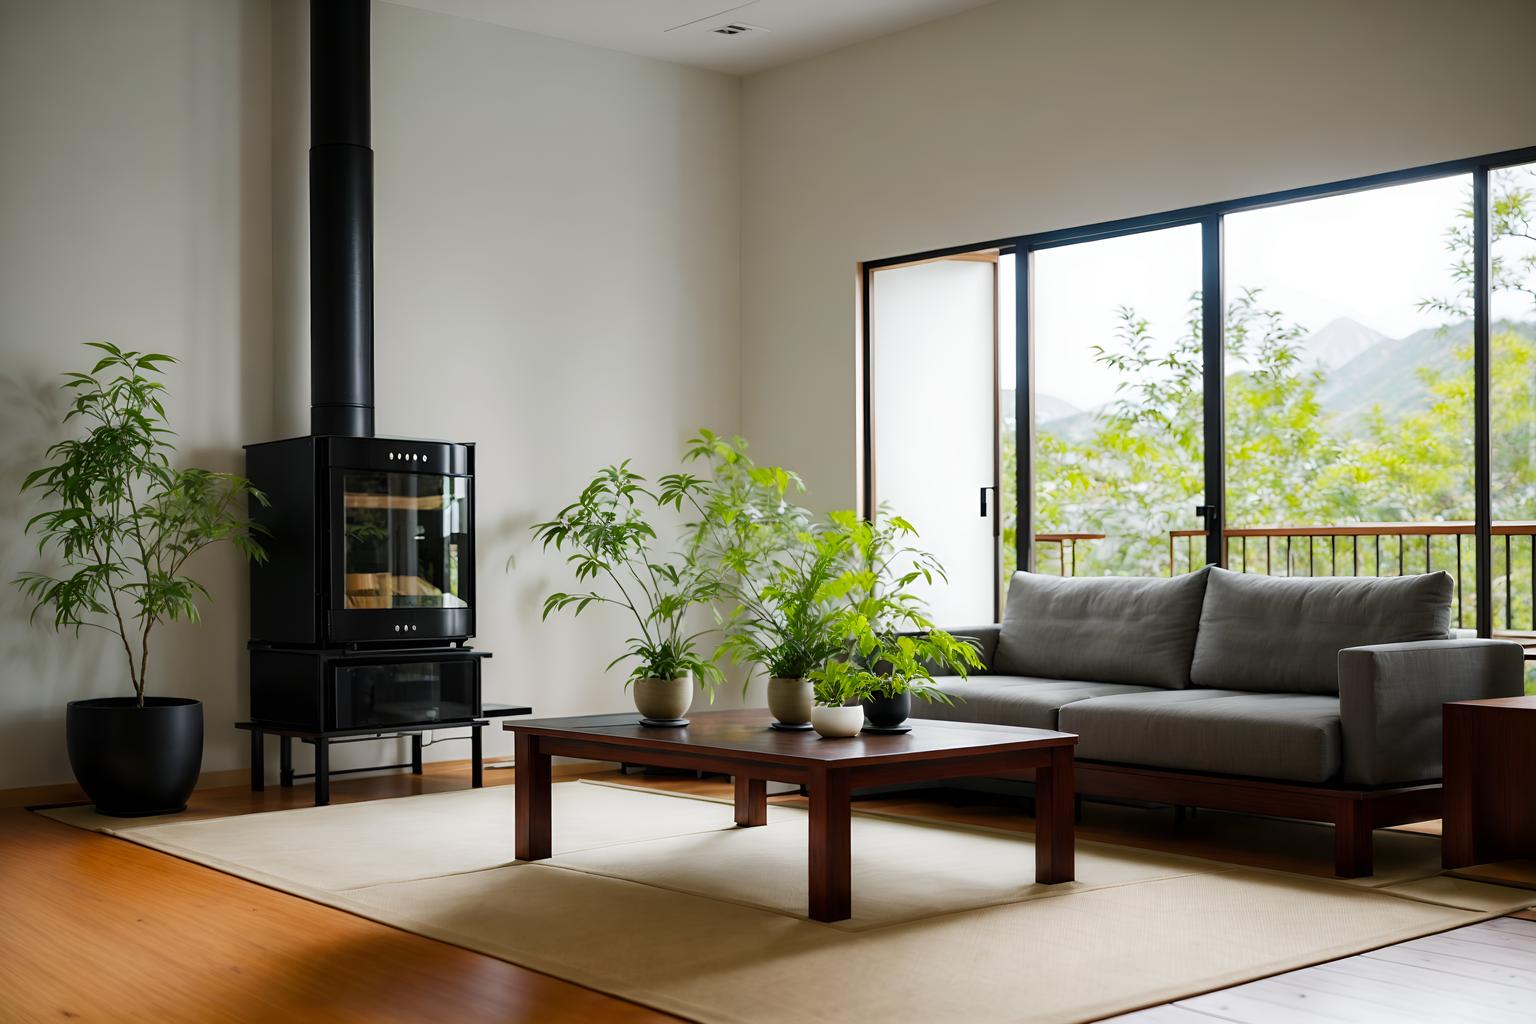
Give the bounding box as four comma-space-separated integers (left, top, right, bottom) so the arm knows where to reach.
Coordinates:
871, 257, 997, 625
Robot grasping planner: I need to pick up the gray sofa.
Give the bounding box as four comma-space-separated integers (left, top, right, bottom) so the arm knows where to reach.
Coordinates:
920, 566, 1524, 875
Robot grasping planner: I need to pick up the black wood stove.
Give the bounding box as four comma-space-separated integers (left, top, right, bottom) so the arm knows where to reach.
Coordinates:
240, 1, 524, 802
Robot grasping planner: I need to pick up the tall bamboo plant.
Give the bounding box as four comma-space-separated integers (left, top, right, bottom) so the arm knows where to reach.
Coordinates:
533, 461, 724, 695
809, 509, 981, 706
664, 430, 847, 692
13, 343, 268, 707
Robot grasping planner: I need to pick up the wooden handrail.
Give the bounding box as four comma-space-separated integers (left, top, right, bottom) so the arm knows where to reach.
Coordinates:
1171, 521, 1536, 540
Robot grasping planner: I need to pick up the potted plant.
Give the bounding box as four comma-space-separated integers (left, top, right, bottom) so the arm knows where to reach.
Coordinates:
806, 659, 873, 738
672, 430, 845, 730
533, 461, 723, 726
14, 343, 267, 816
824, 509, 981, 733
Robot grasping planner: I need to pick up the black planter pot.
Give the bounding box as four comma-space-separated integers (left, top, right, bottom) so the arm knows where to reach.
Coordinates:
860, 690, 911, 731
66, 697, 203, 817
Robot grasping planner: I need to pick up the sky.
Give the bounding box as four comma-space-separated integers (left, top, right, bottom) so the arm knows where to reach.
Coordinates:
1011, 173, 1475, 411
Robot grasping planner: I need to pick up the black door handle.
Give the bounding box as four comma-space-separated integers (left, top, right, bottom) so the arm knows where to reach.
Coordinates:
981, 486, 1001, 538
1194, 504, 1218, 521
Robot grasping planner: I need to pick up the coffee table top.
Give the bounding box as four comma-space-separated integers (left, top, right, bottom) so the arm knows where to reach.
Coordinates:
504, 708, 1074, 768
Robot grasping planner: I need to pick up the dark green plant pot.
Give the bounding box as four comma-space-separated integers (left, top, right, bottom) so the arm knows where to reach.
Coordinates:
66, 697, 203, 817
860, 690, 911, 730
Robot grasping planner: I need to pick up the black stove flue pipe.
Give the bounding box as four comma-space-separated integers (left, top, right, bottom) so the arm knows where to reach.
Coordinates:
310, 0, 375, 437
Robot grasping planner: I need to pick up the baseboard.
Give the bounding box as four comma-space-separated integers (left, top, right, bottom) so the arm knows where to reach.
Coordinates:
2, 757, 613, 809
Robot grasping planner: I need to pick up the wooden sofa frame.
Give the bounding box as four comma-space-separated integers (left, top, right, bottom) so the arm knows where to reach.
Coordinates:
1072, 760, 1442, 877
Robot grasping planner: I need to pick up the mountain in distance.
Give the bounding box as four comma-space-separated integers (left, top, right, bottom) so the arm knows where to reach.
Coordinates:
1314, 319, 1536, 434
1314, 320, 1463, 432
999, 390, 1084, 424
1036, 392, 1082, 423
1297, 317, 1391, 371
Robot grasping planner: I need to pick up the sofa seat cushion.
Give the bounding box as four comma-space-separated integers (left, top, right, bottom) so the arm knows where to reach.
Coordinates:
1059, 689, 1342, 784
1190, 567, 1453, 694
913, 676, 1160, 731
993, 569, 1209, 689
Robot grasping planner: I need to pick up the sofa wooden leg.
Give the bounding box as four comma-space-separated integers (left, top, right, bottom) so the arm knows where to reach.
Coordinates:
1334, 799, 1373, 878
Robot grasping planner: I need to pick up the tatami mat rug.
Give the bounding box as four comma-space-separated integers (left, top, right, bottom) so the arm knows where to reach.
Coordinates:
42, 781, 1535, 1023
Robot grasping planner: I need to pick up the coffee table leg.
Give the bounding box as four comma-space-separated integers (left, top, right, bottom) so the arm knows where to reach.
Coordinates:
514, 733, 552, 861
1033, 746, 1075, 884
734, 775, 767, 827
807, 768, 852, 922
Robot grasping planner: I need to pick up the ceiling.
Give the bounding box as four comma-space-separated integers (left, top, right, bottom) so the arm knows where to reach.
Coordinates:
387, 0, 998, 75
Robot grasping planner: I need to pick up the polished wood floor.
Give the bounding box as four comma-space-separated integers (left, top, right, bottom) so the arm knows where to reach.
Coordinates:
1105, 916, 1536, 1023
0, 761, 679, 1024
2, 760, 1531, 1023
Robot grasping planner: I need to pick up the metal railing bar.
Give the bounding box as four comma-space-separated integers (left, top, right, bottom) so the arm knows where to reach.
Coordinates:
1456, 535, 1464, 628
1506, 534, 1514, 631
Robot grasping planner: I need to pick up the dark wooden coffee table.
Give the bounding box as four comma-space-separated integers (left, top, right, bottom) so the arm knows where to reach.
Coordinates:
504, 709, 1077, 922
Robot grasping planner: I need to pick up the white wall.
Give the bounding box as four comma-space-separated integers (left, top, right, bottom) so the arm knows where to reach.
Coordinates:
366, 2, 741, 764
0, 0, 740, 788
0, 0, 272, 789
739, 0, 1536, 509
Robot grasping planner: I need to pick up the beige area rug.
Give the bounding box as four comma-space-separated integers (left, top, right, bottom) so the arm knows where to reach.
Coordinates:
44, 781, 1535, 1024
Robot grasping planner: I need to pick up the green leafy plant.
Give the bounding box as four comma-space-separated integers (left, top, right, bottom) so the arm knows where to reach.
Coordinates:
664, 429, 847, 691
532, 461, 724, 696
808, 657, 878, 707
808, 510, 982, 707
13, 343, 268, 707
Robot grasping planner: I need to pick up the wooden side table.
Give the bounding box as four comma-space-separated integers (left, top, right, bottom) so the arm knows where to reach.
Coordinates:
1443, 696, 1536, 868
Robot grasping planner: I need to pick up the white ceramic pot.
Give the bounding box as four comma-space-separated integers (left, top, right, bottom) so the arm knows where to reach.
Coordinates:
766, 677, 813, 727
633, 676, 692, 723
811, 704, 864, 738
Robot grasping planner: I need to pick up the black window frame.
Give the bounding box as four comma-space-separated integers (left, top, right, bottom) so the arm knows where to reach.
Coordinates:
860, 144, 1536, 637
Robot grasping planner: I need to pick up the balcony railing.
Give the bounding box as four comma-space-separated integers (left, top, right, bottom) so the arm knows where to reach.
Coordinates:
1167, 521, 1536, 634
1036, 532, 1106, 576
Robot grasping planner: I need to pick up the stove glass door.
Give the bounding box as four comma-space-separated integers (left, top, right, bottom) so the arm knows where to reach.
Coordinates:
341, 471, 471, 610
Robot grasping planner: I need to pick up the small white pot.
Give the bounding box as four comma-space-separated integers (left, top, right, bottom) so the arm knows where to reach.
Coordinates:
811, 704, 864, 738
766, 676, 813, 726
633, 676, 692, 723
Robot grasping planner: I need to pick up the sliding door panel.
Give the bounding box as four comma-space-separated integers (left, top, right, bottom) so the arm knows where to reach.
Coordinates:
870, 257, 998, 622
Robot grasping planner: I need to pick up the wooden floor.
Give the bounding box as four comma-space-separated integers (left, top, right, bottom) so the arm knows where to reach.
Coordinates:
1105, 915, 1536, 1023
2, 760, 1532, 1023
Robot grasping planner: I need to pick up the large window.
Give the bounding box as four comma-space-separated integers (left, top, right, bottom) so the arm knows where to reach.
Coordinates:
1491, 162, 1536, 635
864, 145, 1536, 644
1031, 226, 1204, 577
1222, 177, 1473, 618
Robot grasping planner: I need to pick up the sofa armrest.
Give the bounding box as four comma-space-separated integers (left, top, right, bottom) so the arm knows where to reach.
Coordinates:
1338, 638, 1524, 785
930, 624, 1001, 674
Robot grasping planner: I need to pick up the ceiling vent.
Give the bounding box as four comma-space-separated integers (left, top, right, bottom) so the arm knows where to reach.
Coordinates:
712, 23, 762, 35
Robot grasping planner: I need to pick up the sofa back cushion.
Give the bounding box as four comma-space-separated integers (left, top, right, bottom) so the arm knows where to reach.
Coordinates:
993, 569, 1209, 689
1190, 567, 1453, 694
